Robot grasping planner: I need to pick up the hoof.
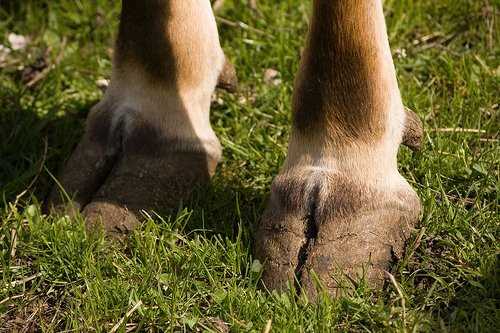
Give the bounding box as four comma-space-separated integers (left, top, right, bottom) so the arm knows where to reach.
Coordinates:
47, 101, 221, 236
255, 170, 421, 299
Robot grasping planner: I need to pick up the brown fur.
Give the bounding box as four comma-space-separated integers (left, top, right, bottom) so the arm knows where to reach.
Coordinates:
115, 0, 175, 82
117, 0, 237, 89
293, 0, 391, 144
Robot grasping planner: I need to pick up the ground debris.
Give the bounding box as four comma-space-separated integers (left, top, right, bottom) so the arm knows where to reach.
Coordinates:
264, 68, 281, 86
8, 33, 29, 51
20, 55, 49, 84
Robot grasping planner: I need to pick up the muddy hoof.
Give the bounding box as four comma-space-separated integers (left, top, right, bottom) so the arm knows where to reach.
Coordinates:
83, 201, 140, 236
255, 170, 421, 299
47, 100, 221, 236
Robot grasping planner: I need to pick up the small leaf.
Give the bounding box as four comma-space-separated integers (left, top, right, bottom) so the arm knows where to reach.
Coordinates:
183, 316, 198, 329
25, 204, 37, 217
251, 259, 263, 273
472, 163, 487, 176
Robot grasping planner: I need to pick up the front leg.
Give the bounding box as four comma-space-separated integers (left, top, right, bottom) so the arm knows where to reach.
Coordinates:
48, 0, 234, 235
256, 0, 423, 298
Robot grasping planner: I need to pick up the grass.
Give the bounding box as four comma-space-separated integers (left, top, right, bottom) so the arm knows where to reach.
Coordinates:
0, 0, 498, 331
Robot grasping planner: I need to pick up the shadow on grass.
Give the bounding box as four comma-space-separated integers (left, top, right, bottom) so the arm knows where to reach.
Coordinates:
444, 253, 500, 331
173, 177, 269, 249
0, 92, 94, 207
